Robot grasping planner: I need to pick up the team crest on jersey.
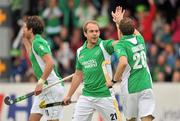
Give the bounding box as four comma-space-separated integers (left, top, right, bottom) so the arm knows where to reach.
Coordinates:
39, 45, 44, 51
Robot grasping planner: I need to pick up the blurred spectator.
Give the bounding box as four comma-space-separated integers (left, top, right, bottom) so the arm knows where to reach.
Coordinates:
174, 57, 180, 71
37, 0, 47, 16
42, 0, 63, 38
164, 43, 176, 68
104, 22, 118, 40
152, 10, 165, 44
152, 53, 166, 82
157, 0, 179, 23
171, 9, 180, 43
25, 68, 37, 83
148, 44, 158, 70
59, 26, 69, 42
9, 49, 28, 82
69, 28, 83, 54
135, 0, 156, 43
95, 0, 110, 29
157, 72, 165, 83
55, 36, 74, 77
158, 23, 172, 49
171, 8, 180, 56
172, 57, 180, 82
172, 70, 180, 82
10, 0, 25, 39
60, 0, 79, 38
75, 0, 97, 27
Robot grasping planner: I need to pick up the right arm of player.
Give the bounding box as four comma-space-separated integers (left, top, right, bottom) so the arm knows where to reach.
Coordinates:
63, 69, 83, 105
111, 6, 125, 45
114, 56, 128, 82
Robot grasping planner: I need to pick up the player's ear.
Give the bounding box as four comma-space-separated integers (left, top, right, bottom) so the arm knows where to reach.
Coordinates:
84, 31, 87, 38
29, 28, 33, 33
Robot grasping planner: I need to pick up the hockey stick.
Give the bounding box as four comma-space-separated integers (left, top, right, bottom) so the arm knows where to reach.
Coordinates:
4, 74, 74, 105
102, 60, 122, 121
39, 100, 77, 109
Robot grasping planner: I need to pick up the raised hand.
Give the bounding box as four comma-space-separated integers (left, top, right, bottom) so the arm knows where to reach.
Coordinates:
148, 0, 154, 5
111, 6, 125, 25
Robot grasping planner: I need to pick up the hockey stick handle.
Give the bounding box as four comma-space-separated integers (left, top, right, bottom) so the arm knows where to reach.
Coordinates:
19, 74, 74, 101
4, 73, 74, 105
43, 73, 74, 90
40, 101, 77, 108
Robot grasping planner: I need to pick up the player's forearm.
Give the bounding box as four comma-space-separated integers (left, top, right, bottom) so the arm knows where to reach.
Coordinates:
67, 78, 81, 97
67, 70, 82, 97
114, 57, 127, 81
112, 24, 122, 46
116, 23, 122, 40
114, 64, 124, 81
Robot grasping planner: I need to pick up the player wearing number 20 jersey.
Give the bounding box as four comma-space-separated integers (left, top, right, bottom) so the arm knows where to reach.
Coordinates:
114, 17, 155, 121
114, 34, 152, 93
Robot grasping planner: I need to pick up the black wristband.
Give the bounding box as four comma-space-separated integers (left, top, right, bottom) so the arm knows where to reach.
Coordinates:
112, 80, 117, 84
108, 86, 113, 89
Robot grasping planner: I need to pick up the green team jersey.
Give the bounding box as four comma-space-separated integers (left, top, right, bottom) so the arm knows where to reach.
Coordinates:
114, 34, 152, 93
29, 34, 62, 84
76, 38, 114, 97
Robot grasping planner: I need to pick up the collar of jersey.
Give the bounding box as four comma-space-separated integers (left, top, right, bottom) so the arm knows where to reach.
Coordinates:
34, 34, 41, 39
121, 34, 135, 40
82, 38, 101, 49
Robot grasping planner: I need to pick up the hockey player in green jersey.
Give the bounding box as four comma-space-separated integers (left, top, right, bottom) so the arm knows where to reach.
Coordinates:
113, 17, 155, 121
63, 6, 125, 121
22, 16, 64, 121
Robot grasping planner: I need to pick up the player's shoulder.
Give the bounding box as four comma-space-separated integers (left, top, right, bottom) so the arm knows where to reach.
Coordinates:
33, 39, 48, 52
76, 45, 84, 58
102, 38, 113, 43
34, 36, 47, 45
77, 45, 84, 52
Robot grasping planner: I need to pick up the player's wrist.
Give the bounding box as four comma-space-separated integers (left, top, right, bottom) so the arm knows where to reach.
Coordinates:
116, 23, 119, 28
38, 78, 44, 84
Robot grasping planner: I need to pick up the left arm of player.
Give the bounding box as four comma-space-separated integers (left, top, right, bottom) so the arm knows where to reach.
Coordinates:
34, 54, 54, 95
114, 56, 128, 82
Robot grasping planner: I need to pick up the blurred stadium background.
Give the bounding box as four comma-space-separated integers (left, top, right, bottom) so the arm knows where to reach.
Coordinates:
0, 0, 179, 121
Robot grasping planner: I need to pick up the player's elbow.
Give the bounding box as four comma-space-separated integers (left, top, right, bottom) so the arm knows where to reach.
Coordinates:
121, 61, 127, 68
119, 56, 128, 67
49, 59, 54, 67
44, 55, 54, 67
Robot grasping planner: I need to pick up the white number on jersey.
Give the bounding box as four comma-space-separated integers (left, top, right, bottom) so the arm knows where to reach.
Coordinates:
133, 50, 147, 69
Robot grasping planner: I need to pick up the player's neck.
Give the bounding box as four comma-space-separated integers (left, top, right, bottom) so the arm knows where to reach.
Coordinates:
30, 34, 35, 42
87, 42, 96, 49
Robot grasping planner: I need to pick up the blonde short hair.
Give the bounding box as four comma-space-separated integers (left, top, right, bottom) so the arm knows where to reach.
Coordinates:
83, 20, 100, 33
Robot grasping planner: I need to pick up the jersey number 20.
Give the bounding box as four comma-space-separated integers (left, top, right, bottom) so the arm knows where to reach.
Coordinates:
133, 50, 147, 69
